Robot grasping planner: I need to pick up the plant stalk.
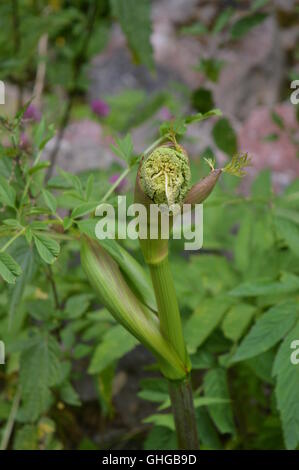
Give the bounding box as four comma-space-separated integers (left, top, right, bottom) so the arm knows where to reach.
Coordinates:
149, 256, 187, 365
168, 376, 199, 450
147, 254, 198, 449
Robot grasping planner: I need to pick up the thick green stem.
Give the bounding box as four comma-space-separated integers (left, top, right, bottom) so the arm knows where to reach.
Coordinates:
148, 255, 198, 449
168, 376, 199, 450
149, 256, 188, 366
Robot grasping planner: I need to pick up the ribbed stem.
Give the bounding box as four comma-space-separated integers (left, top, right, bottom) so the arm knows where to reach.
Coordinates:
168, 376, 199, 450
148, 256, 198, 449
149, 256, 188, 366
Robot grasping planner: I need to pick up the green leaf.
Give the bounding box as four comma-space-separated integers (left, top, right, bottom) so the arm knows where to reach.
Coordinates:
212, 7, 233, 34
271, 110, 284, 129
144, 426, 177, 450
8, 242, 36, 325
0, 175, 16, 208
143, 413, 175, 431
231, 301, 298, 363
184, 297, 233, 353
111, 0, 154, 70
273, 321, 299, 449
246, 349, 275, 384
203, 368, 235, 434
212, 118, 237, 156
230, 272, 299, 297
275, 217, 299, 257
33, 234, 60, 264
65, 294, 91, 319
71, 201, 99, 219
42, 189, 57, 214
110, 133, 133, 165
191, 88, 214, 114
195, 59, 225, 83
180, 22, 208, 36
222, 303, 256, 342
88, 325, 138, 374
20, 334, 62, 421
185, 108, 222, 124
251, 0, 270, 10
231, 13, 267, 39
0, 251, 22, 284
196, 408, 222, 449
60, 381, 81, 407
13, 425, 38, 450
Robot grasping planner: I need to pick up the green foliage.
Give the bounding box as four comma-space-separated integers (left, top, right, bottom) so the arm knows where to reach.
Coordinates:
231, 13, 268, 39
88, 325, 138, 374
110, 0, 154, 70
212, 118, 238, 156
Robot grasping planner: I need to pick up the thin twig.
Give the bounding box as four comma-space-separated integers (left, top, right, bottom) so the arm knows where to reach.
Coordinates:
46, 265, 60, 309
33, 32, 48, 107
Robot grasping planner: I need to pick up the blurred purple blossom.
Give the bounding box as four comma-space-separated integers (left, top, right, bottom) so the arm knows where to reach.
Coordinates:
23, 104, 41, 122
91, 99, 110, 117
109, 173, 127, 192
20, 132, 30, 149
159, 107, 173, 121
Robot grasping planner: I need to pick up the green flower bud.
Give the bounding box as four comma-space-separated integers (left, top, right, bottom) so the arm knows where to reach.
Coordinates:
140, 146, 191, 206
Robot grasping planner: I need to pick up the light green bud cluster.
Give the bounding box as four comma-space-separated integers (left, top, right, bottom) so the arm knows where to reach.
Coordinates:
140, 146, 191, 205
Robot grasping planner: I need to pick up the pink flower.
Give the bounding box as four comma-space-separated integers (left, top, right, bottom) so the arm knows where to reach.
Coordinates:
20, 132, 30, 149
23, 104, 41, 122
109, 173, 127, 192
91, 99, 110, 117
159, 107, 172, 121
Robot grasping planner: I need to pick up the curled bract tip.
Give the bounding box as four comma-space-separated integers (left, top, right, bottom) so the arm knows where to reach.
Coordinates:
139, 146, 191, 206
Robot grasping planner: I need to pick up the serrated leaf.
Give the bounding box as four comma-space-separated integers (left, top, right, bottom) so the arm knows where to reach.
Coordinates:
20, 334, 62, 421
71, 201, 99, 219
184, 297, 233, 353
42, 189, 57, 213
0, 251, 22, 284
8, 241, 36, 325
231, 301, 298, 363
33, 234, 60, 264
110, 133, 133, 164
111, 0, 154, 70
222, 303, 256, 342
230, 272, 299, 297
0, 175, 16, 207
275, 217, 299, 257
203, 368, 235, 434
88, 324, 138, 374
273, 321, 299, 449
